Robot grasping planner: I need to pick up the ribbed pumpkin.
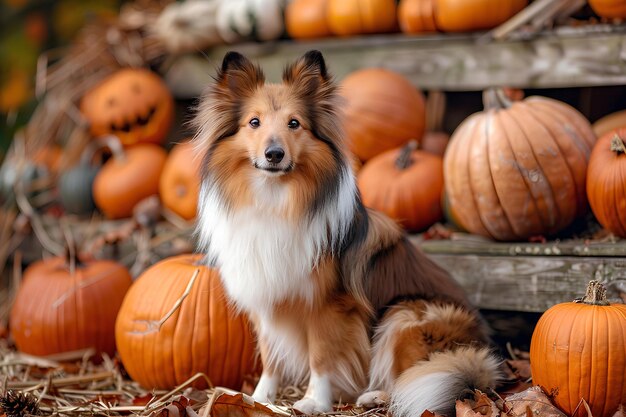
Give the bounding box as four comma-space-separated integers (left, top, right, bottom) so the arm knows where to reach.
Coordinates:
159, 141, 201, 220
80, 68, 174, 147
115, 254, 259, 390
286, 0, 331, 39
398, 0, 437, 33
435, 0, 528, 32
444, 89, 596, 241
593, 110, 626, 138
10, 255, 132, 356
358, 141, 443, 231
530, 280, 626, 417
589, 0, 626, 18
340, 68, 425, 162
93, 141, 167, 219
327, 0, 397, 36
587, 129, 626, 237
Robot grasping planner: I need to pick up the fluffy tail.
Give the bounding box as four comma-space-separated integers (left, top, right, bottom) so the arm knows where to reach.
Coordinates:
390, 346, 502, 417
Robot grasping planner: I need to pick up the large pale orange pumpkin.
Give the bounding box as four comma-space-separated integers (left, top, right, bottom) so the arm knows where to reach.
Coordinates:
444, 89, 596, 241
358, 142, 443, 231
587, 129, 626, 237
326, 0, 397, 36
589, 0, 626, 18
530, 280, 626, 417
435, 0, 527, 32
80, 68, 174, 146
159, 141, 202, 220
398, 0, 437, 33
93, 141, 167, 219
115, 254, 259, 390
340, 68, 425, 162
286, 0, 332, 39
10, 255, 132, 356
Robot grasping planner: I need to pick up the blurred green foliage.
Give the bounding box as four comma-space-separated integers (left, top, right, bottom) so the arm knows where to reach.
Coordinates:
0, 0, 122, 157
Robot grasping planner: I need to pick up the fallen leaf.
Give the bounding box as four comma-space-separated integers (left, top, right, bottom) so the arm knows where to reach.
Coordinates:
506, 359, 532, 380
455, 390, 501, 417
421, 409, 446, 417
208, 388, 290, 417
504, 386, 566, 417
133, 394, 155, 406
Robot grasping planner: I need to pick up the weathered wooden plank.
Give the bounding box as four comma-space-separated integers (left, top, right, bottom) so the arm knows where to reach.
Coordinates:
418, 236, 626, 257
163, 25, 626, 96
428, 253, 626, 312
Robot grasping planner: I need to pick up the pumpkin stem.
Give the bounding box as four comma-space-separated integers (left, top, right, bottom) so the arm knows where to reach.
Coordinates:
610, 134, 626, 155
483, 88, 513, 111
395, 140, 419, 170
578, 280, 610, 306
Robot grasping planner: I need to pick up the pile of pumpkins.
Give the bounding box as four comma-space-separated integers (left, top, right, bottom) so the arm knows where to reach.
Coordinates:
9, 251, 259, 390
59, 67, 201, 222
344, 68, 626, 241
286, 0, 626, 40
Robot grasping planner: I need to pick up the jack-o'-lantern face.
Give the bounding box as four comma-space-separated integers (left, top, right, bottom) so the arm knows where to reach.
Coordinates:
80, 68, 174, 146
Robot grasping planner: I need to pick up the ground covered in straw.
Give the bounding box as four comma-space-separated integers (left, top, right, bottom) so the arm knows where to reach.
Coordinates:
2, 339, 587, 417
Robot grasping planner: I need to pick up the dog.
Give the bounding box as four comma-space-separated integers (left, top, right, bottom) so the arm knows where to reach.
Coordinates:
193, 50, 501, 416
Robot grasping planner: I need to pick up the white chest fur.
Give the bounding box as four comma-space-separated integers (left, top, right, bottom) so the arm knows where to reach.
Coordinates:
196, 168, 357, 314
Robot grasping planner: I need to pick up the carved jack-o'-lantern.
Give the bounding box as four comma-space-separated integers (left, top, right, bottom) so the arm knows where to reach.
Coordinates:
80, 68, 174, 146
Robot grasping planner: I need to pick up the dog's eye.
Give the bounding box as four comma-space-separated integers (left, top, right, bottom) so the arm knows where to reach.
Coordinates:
249, 118, 260, 128
288, 119, 300, 130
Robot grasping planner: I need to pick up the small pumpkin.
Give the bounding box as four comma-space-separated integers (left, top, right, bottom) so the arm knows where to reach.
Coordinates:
216, 0, 287, 44
586, 129, 626, 237
434, 0, 528, 32
93, 139, 167, 219
159, 141, 201, 220
286, 0, 332, 39
10, 254, 132, 356
80, 68, 174, 147
358, 141, 443, 231
327, 0, 397, 36
592, 109, 626, 138
340, 68, 426, 162
589, 0, 626, 18
115, 254, 259, 390
398, 0, 437, 33
444, 89, 596, 241
530, 280, 626, 417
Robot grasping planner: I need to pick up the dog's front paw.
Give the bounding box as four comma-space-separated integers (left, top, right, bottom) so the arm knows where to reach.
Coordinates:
356, 390, 390, 408
293, 397, 332, 415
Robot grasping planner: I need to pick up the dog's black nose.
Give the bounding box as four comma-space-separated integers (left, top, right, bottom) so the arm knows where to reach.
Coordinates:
265, 146, 285, 163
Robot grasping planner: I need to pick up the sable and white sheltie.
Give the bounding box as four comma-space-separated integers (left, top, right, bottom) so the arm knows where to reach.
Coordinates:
193, 50, 501, 416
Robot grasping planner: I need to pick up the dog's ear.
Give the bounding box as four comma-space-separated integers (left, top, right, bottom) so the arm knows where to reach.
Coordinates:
282, 50, 331, 96
216, 51, 265, 97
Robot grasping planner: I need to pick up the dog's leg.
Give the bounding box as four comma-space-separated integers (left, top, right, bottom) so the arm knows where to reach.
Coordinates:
294, 297, 370, 415
253, 372, 279, 403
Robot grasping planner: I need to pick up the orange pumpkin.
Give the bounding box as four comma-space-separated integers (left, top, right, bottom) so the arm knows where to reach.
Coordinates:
592, 110, 626, 138
93, 140, 167, 219
358, 141, 443, 231
398, 0, 437, 33
286, 0, 332, 39
435, 0, 528, 32
326, 0, 397, 36
589, 0, 626, 18
340, 68, 426, 162
10, 255, 132, 356
159, 141, 202, 220
444, 89, 596, 241
115, 254, 259, 390
587, 129, 626, 237
80, 68, 174, 146
530, 280, 626, 417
